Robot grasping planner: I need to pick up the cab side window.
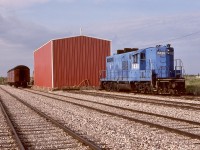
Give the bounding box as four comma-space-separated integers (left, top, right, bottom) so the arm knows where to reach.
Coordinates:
133, 54, 138, 63
140, 53, 145, 60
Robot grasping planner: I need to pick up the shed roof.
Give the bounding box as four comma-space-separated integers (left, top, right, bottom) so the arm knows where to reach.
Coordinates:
34, 35, 111, 53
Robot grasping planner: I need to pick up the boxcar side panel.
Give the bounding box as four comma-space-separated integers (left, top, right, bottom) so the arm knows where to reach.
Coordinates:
7, 70, 15, 83
15, 69, 20, 82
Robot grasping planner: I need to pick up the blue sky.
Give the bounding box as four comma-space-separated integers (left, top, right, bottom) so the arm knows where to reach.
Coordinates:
0, 0, 200, 76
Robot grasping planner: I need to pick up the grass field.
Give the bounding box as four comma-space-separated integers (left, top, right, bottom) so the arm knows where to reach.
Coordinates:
1, 76, 199, 95
185, 76, 200, 95
0, 77, 6, 85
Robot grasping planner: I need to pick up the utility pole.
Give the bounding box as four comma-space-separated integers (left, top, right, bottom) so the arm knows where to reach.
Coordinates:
80, 27, 83, 35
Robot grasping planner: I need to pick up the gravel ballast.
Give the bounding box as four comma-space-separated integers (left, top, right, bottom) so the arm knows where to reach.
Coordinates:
1, 85, 200, 149
0, 87, 90, 150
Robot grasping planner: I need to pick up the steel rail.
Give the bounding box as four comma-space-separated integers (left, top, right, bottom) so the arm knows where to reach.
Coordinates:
24, 89, 200, 140
0, 96, 25, 150
0, 87, 101, 150
27, 89, 200, 126
68, 90, 200, 110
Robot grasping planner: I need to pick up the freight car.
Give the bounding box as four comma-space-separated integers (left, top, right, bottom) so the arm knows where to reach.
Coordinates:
100, 44, 185, 95
7, 65, 30, 88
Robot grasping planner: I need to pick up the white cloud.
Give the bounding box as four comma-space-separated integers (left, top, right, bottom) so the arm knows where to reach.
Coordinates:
83, 13, 200, 74
0, 0, 49, 8
0, 9, 200, 76
0, 13, 71, 76
88, 13, 200, 46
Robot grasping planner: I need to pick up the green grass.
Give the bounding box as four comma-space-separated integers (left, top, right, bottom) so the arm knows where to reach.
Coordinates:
185, 76, 200, 95
0, 77, 6, 85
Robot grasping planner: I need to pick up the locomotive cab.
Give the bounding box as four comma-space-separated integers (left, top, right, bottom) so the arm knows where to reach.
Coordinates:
153, 45, 185, 94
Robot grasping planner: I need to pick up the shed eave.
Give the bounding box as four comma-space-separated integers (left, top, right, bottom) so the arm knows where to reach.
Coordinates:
34, 40, 52, 53
34, 35, 111, 54
51, 35, 112, 42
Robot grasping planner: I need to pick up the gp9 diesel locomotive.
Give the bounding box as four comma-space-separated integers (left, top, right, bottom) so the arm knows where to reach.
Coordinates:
100, 44, 185, 94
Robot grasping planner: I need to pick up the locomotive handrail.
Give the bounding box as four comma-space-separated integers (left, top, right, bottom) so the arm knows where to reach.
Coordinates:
174, 59, 184, 77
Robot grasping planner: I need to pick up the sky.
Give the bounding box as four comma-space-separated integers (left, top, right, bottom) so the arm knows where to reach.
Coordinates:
0, 0, 200, 76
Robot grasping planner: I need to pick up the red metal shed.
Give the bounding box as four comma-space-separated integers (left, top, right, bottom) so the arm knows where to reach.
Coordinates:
34, 35, 111, 89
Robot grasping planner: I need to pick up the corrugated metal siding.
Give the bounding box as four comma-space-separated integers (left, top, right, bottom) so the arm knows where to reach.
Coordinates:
53, 36, 110, 88
34, 41, 52, 88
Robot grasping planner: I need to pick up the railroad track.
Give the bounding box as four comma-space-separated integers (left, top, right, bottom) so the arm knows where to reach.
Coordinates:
68, 90, 200, 111
0, 96, 23, 149
19, 88, 200, 141
0, 87, 101, 150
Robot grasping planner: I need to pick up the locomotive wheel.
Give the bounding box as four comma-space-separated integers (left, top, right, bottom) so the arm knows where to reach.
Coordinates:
152, 90, 158, 95
109, 82, 114, 91
112, 83, 116, 91
169, 89, 175, 95
157, 88, 162, 94
146, 87, 151, 94
102, 82, 107, 90
23, 84, 27, 88
14, 83, 19, 88
163, 88, 167, 94
144, 83, 151, 94
105, 82, 112, 91
111, 83, 119, 91
116, 84, 120, 91
135, 83, 141, 93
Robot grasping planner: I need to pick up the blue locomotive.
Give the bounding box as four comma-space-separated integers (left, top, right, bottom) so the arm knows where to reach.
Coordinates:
100, 44, 185, 94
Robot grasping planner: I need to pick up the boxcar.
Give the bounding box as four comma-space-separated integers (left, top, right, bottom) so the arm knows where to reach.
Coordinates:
7, 65, 30, 88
